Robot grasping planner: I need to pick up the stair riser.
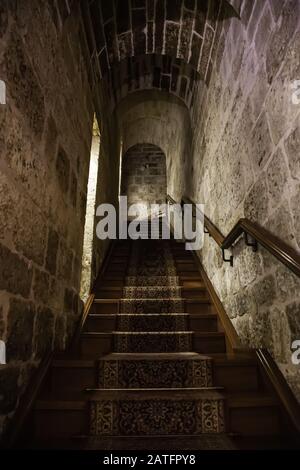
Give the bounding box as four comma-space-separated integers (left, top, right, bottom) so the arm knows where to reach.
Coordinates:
96, 278, 204, 288
51, 368, 96, 391
90, 300, 214, 315
90, 302, 119, 314
98, 359, 213, 389
190, 317, 218, 332
90, 399, 225, 436
193, 336, 226, 354
120, 299, 185, 314
113, 334, 193, 353
85, 316, 218, 333
85, 317, 116, 332
228, 407, 280, 436
80, 336, 112, 357
187, 302, 214, 314
116, 316, 188, 332
214, 365, 259, 392
34, 410, 87, 439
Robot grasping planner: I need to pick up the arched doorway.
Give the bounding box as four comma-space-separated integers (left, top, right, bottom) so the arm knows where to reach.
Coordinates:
121, 143, 167, 211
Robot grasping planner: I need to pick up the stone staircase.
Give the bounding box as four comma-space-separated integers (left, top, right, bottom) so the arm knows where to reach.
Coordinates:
21, 239, 294, 450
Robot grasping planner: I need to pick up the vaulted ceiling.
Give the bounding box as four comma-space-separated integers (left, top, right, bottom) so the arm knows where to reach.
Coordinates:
81, 0, 239, 111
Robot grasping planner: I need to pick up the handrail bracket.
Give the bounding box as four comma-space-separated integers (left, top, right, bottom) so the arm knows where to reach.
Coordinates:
244, 232, 258, 252
222, 248, 233, 267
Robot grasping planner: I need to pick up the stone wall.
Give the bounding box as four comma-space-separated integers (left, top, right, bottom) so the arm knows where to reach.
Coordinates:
182, 0, 300, 400
0, 0, 120, 436
121, 143, 167, 209
117, 91, 191, 202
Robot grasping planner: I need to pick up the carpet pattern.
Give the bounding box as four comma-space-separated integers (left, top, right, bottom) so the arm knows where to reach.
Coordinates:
90, 397, 225, 436
89, 240, 232, 448
98, 357, 213, 388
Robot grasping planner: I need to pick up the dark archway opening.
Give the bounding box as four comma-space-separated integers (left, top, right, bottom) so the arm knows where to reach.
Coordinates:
121, 143, 167, 212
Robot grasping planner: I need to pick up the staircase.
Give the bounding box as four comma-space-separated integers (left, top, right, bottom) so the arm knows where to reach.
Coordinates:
21, 239, 295, 450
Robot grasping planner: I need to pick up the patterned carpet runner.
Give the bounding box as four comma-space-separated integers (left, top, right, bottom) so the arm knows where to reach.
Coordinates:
89, 240, 232, 448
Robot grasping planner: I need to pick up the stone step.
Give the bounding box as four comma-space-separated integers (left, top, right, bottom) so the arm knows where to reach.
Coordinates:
98, 352, 213, 388
87, 388, 225, 437
113, 332, 193, 353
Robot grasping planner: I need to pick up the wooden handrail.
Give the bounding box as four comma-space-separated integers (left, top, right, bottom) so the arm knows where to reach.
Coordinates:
169, 195, 300, 277
168, 194, 300, 439
3, 351, 54, 448
256, 349, 300, 436
4, 240, 116, 448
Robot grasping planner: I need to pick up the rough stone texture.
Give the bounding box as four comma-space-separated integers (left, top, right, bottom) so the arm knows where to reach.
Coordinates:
121, 144, 167, 208
182, 0, 300, 401
0, 0, 120, 437
118, 91, 191, 202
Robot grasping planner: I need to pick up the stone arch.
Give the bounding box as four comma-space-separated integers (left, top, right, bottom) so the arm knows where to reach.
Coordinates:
82, 0, 240, 113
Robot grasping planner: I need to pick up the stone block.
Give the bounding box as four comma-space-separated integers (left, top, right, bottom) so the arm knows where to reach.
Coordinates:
276, 264, 300, 303
254, 4, 273, 57
269, 0, 284, 21
57, 239, 73, 282
45, 227, 59, 276
266, 0, 300, 84
266, 202, 298, 250
64, 288, 75, 313
0, 366, 20, 414
223, 295, 238, 320
54, 314, 66, 351
56, 147, 70, 195
237, 247, 263, 287
34, 306, 55, 358
269, 306, 291, 363
0, 2, 8, 38
7, 298, 35, 361
44, 114, 58, 162
4, 34, 45, 139
33, 269, 50, 305
0, 243, 33, 298
235, 289, 257, 317
266, 148, 289, 210
244, 176, 269, 224
251, 309, 273, 349
70, 170, 78, 208
286, 302, 300, 342
251, 112, 274, 169
265, 31, 300, 145
252, 274, 277, 307
290, 188, 300, 248
0, 173, 47, 266
284, 121, 300, 181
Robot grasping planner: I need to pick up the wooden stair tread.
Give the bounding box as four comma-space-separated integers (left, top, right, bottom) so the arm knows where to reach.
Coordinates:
99, 352, 209, 360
